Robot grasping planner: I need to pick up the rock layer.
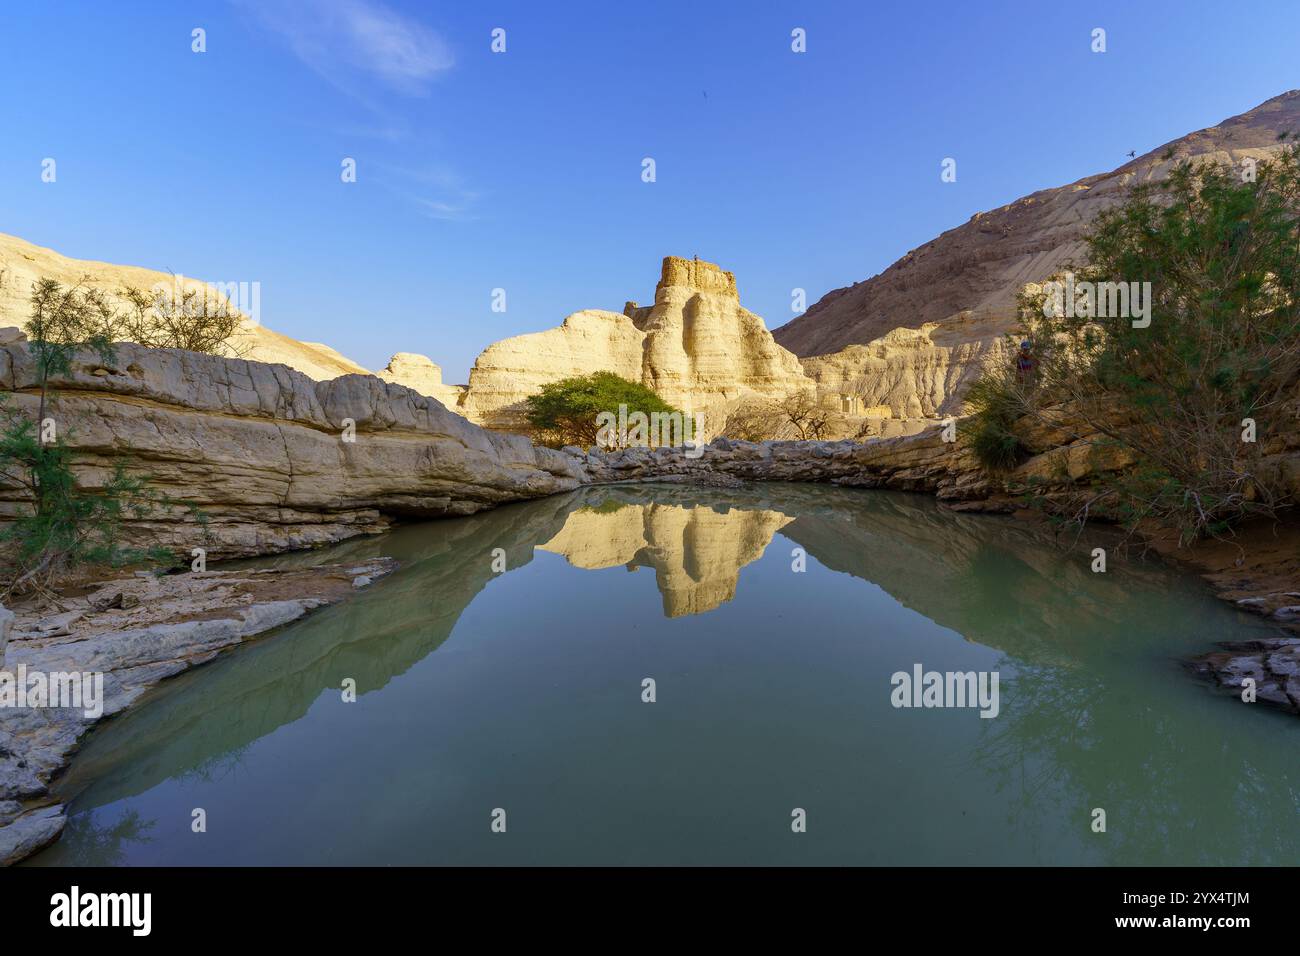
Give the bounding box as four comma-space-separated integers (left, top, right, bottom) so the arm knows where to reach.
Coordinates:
0, 338, 584, 559
377, 352, 466, 409
799, 323, 1010, 418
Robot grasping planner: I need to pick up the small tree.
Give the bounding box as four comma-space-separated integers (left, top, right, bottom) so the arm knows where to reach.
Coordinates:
776, 389, 832, 440
959, 363, 1032, 470
523, 372, 682, 449
26, 278, 121, 432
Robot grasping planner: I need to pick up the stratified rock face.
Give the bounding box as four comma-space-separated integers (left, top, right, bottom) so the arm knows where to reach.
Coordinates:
377, 352, 466, 409
638, 256, 810, 413
0, 231, 371, 381
459, 309, 647, 428
0, 340, 584, 559
538, 498, 792, 617
774, 90, 1300, 357
800, 324, 1011, 417
460, 257, 813, 435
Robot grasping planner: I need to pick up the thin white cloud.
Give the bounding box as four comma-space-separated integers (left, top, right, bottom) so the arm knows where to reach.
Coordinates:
410, 195, 479, 222
238, 0, 454, 95
374, 163, 482, 221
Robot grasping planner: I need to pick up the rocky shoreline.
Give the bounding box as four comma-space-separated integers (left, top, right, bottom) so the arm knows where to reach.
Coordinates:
0, 558, 396, 865
3, 428, 1297, 865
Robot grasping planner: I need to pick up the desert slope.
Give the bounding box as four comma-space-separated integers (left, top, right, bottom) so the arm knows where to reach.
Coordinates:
773, 90, 1300, 357
0, 232, 370, 382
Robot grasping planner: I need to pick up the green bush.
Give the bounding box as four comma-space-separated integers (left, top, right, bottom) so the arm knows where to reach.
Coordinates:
523, 372, 684, 449
960, 373, 1028, 471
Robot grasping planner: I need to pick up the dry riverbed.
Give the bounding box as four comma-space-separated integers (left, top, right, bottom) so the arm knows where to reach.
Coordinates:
0, 557, 397, 865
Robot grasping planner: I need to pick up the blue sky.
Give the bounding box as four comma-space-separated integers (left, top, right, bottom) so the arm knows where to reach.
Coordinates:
2, 0, 1297, 380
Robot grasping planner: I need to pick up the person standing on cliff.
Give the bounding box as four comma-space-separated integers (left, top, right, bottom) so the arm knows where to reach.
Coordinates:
1015, 340, 1037, 381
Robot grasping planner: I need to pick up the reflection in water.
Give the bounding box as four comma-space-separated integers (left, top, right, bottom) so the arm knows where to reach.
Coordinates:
28, 483, 1300, 866
539, 499, 792, 616
51, 809, 154, 867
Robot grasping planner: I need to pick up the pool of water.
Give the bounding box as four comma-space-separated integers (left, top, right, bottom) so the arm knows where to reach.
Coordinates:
27, 483, 1300, 865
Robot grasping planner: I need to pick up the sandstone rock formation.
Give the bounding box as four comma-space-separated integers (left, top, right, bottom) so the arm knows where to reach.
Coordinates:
377, 352, 466, 409
458, 309, 647, 428
774, 91, 1300, 359
0, 337, 584, 559
800, 322, 1010, 418
459, 256, 814, 436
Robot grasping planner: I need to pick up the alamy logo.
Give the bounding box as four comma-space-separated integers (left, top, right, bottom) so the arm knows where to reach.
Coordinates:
50, 886, 152, 936
595, 404, 705, 459
890, 664, 1000, 718
1041, 271, 1151, 328
150, 274, 261, 326
0, 665, 104, 719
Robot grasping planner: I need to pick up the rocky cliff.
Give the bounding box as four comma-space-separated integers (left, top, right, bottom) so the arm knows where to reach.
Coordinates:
800, 322, 1010, 418
0, 336, 584, 559
459, 256, 814, 434
0, 229, 982, 435
774, 91, 1300, 358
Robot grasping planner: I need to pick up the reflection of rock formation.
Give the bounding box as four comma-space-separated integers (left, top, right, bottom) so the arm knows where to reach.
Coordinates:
48, 491, 585, 814
40, 483, 1298, 866
775, 487, 1182, 667
459, 257, 813, 435
539, 497, 792, 617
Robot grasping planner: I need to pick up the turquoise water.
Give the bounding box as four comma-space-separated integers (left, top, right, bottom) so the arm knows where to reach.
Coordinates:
27, 484, 1300, 865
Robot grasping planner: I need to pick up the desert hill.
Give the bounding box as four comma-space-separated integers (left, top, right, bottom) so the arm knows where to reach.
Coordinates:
0, 232, 370, 382
773, 90, 1300, 358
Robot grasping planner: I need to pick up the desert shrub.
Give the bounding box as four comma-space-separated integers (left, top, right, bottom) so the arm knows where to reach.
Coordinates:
774, 389, 834, 440
723, 398, 784, 441
118, 282, 243, 355
523, 372, 685, 449
960, 372, 1028, 471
